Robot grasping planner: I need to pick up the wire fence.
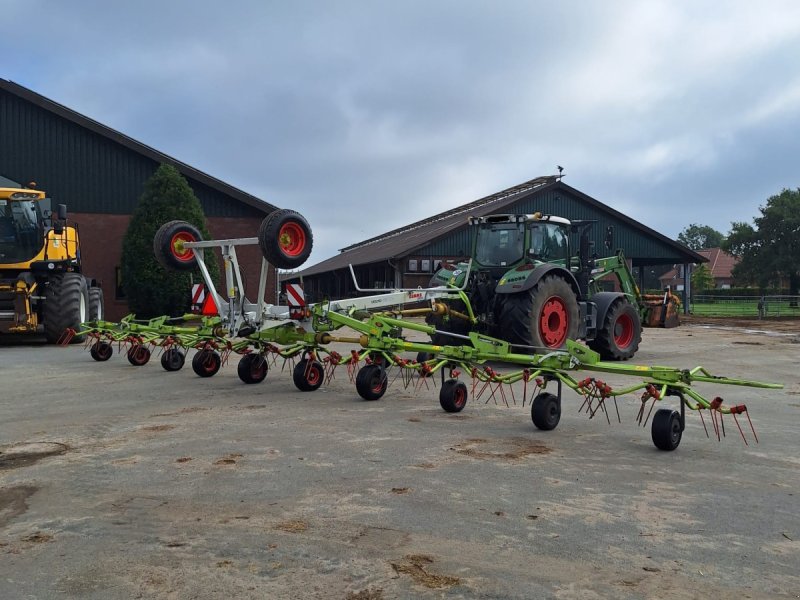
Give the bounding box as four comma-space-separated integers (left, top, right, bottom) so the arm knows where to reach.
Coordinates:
692, 295, 800, 318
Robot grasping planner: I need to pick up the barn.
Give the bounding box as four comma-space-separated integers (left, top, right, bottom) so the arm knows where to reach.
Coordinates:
284, 175, 705, 306
0, 78, 279, 321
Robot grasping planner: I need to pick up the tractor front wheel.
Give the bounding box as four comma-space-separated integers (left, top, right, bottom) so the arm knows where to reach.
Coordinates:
88, 287, 104, 322
588, 299, 642, 360
43, 273, 89, 344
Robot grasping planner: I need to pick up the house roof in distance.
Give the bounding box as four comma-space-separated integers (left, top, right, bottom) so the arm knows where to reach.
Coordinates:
0, 79, 277, 215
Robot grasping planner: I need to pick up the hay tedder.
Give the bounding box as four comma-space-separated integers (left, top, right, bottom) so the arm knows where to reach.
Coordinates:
72, 210, 781, 451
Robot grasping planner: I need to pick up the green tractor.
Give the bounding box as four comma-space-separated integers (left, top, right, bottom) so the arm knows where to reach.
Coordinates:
428, 212, 643, 360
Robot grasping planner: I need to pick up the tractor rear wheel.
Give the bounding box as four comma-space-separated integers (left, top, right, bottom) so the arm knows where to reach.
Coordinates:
154, 220, 202, 271
258, 209, 313, 269
43, 273, 89, 344
500, 276, 579, 350
588, 299, 642, 360
88, 287, 104, 322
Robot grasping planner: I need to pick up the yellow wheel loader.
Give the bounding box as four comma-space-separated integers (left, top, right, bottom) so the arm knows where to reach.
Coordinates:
0, 186, 103, 343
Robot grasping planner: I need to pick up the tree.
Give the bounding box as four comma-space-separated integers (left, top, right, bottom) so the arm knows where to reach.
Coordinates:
677, 224, 725, 250
691, 264, 714, 294
723, 188, 800, 295
121, 164, 220, 318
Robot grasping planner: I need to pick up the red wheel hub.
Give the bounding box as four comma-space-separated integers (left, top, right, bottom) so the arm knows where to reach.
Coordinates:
170, 231, 197, 262
453, 386, 466, 409
306, 364, 321, 386
279, 222, 307, 257
539, 296, 569, 347
613, 312, 635, 348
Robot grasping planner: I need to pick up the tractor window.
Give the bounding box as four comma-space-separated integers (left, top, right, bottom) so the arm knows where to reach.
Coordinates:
475, 223, 524, 267
0, 199, 45, 263
529, 223, 569, 263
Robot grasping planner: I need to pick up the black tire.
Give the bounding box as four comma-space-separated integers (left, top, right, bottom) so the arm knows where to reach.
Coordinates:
588, 299, 642, 361
651, 408, 683, 451
127, 345, 151, 366
500, 276, 580, 350
192, 349, 221, 377
257, 209, 313, 269
88, 287, 104, 322
355, 364, 388, 401
238, 353, 268, 384
292, 359, 324, 391
90, 341, 113, 362
531, 392, 561, 430
439, 379, 468, 413
43, 272, 89, 343
153, 220, 202, 271
160, 348, 186, 371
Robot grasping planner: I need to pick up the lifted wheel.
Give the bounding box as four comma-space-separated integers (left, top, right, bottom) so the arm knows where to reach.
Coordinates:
161, 348, 186, 371
127, 345, 151, 366
192, 349, 221, 377
90, 340, 113, 362
531, 392, 561, 430
238, 353, 268, 384
258, 209, 313, 269
439, 379, 468, 413
355, 364, 388, 401
651, 408, 683, 451
293, 358, 324, 391
154, 220, 203, 271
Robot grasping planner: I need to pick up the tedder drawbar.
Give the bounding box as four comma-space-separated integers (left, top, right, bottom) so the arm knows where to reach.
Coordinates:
72, 210, 782, 452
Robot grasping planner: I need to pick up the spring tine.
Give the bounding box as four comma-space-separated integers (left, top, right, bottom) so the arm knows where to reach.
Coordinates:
746, 411, 759, 444
613, 397, 621, 423
698, 410, 710, 438
732, 413, 749, 446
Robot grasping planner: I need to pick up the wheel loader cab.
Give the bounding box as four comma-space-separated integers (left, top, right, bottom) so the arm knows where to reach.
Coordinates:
0, 195, 47, 263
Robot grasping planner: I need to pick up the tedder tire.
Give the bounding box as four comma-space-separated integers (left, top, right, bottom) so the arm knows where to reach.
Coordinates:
238, 354, 268, 384
192, 349, 222, 377
531, 392, 561, 430
588, 299, 642, 361
439, 379, 468, 413
500, 275, 579, 350
154, 220, 202, 271
355, 364, 388, 401
90, 341, 113, 362
127, 345, 152, 366
651, 408, 683, 451
257, 209, 313, 269
161, 348, 186, 371
43, 272, 89, 344
88, 287, 104, 322
293, 359, 324, 391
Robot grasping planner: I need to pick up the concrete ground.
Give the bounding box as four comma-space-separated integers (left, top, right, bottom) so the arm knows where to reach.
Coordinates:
0, 323, 798, 599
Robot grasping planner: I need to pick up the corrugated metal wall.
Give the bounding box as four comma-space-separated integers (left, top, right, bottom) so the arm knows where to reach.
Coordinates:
421, 189, 680, 264
0, 89, 261, 219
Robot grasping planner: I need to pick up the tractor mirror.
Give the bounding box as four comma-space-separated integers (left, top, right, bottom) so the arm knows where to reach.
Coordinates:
604, 225, 614, 250
57, 204, 67, 220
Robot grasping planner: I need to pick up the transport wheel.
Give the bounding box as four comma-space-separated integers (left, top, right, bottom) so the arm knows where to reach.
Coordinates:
531, 392, 561, 430
192, 349, 221, 377
257, 209, 313, 269
43, 272, 89, 344
355, 364, 388, 401
90, 340, 113, 362
88, 287, 104, 322
651, 408, 683, 451
500, 276, 579, 350
127, 345, 151, 366
439, 379, 468, 413
293, 359, 324, 391
154, 220, 202, 271
588, 299, 642, 361
160, 348, 186, 372
238, 353, 268, 384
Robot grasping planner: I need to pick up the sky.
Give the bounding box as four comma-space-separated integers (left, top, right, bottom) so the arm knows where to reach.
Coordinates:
3, 0, 800, 266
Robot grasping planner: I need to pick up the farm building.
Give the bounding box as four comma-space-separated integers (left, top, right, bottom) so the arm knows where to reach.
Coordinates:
660, 248, 738, 291
284, 175, 705, 307
0, 78, 279, 321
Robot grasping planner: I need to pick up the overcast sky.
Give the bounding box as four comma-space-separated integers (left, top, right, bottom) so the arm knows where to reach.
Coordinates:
3, 0, 799, 265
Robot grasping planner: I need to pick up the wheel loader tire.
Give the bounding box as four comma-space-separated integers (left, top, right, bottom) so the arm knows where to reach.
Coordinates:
587, 299, 642, 361
153, 220, 203, 271
43, 273, 89, 344
500, 275, 579, 350
89, 287, 104, 322
257, 209, 313, 269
